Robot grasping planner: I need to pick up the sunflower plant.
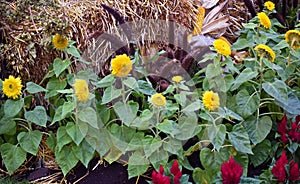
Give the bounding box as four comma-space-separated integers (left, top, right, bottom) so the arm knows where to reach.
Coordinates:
191, 7, 300, 184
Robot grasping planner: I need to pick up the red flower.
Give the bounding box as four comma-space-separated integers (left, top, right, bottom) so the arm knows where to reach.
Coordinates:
152, 166, 170, 184
221, 157, 243, 184
170, 160, 182, 184
288, 122, 300, 142
272, 152, 289, 182
289, 160, 300, 181
278, 115, 289, 144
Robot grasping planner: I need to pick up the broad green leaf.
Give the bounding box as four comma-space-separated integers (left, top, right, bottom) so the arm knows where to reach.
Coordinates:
240, 177, 262, 184
274, 92, 300, 116
231, 38, 253, 50
128, 151, 149, 179
25, 82, 47, 94
0, 118, 16, 135
109, 124, 136, 153
262, 80, 288, 105
96, 103, 111, 125
104, 145, 122, 164
85, 128, 110, 157
72, 139, 95, 168
53, 58, 71, 77
92, 74, 115, 88
78, 107, 98, 129
17, 130, 42, 155
157, 120, 180, 137
66, 45, 81, 58
101, 86, 121, 104
234, 152, 249, 175
231, 68, 258, 91
193, 167, 214, 184
249, 140, 271, 167
244, 116, 272, 145
228, 124, 253, 154
25, 106, 47, 127
148, 149, 168, 168
4, 99, 23, 117
113, 101, 138, 126
51, 105, 64, 125
175, 115, 202, 140
182, 100, 201, 112
236, 89, 259, 117
143, 136, 163, 158
163, 138, 182, 155
66, 122, 84, 146
137, 80, 156, 95
174, 93, 187, 106
56, 89, 73, 94
0, 143, 26, 175
45, 78, 67, 98
62, 101, 75, 118
207, 124, 226, 151
131, 109, 153, 130
46, 132, 56, 151
55, 145, 79, 176
56, 127, 72, 152
127, 132, 145, 151
123, 77, 138, 90
200, 147, 230, 172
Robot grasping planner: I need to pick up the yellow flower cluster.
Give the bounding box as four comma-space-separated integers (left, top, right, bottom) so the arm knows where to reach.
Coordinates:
172, 76, 183, 83
111, 54, 133, 77
264, 1, 275, 11
285, 30, 300, 50
213, 38, 231, 57
2, 75, 23, 99
151, 93, 166, 107
257, 12, 271, 29
202, 91, 220, 111
52, 34, 68, 50
254, 44, 276, 62
74, 79, 89, 102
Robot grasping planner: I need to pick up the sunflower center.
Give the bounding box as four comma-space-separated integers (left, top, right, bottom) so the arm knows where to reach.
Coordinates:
9, 84, 13, 89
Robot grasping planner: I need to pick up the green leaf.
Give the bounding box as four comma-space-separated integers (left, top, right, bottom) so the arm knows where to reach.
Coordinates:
231, 68, 258, 91
182, 100, 201, 112
249, 140, 271, 167
200, 147, 230, 172
123, 77, 139, 90
228, 124, 253, 154
137, 80, 156, 95
51, 105, 64, 125
236, 89, 259, 117
55, 145, 79, 176
275, 92, 300, 116
143, 136, 163, 158
78, 107, 98, 129
4, 99, 23, 117
193, 167, 214, 184
0, 143, 26, 175
66, 122, 84, 146
131, 109, 153, 130
25, 106, 47, 127
262, 80, 288, 105
66, 45, 81, 58
232, 37, 253, 49
56, 127, 72, 152
128, 151, 149, 179
113, 101, 138, 126
53, 58, 71, 77
46, 132, 56, 151
96, 103, 111, 124
72, 139, 94, 168
0, 118, 16, 135
244, 116, 272, 145
62, 101, 75, 118
207, 124, 226, 151
17, 130, 42, 155
104, 145, 123, 164
92, 74, 115, 88
25, 82, 47, 94
163, 138, 182, 155
45, 78, 67, 98
157, 120, 180, 137
101, 86, 121, 104
175, 115, 202, 140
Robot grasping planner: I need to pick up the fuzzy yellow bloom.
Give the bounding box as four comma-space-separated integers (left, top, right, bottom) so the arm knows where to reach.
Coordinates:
151, 93, 166, 107
202, 91, 219, 111
52, 34, 68, 50
213, 38, 231, 56
264, 1, 275, 11
74, 79, 89, 102
254, 44, 276, 62
193, 6, 205, 35
2, 75, 23, 99
111, 54, 132, 77
285, 30, 300, 50
172, 76, 183, 83
257, 12, 271, 29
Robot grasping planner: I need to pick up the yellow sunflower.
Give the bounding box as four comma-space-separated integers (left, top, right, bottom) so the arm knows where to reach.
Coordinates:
264, 1, 275, 11
285, 30, 300, 50
2, 75, 23, 99
213, 38, 231, 57
193, 6, 205, 35
74, 79, 89, 102
257, 12, 271, 29
202, 91, 219, 111
151, 93, 166, 107
111, 54, 132, 77
254, 44, 276, 62
172, 76, 183, 83
52, 34, 68, 50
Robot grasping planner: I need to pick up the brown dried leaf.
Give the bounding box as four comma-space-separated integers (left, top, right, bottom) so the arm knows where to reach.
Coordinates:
202, 15, 230, 35
203, 0, 228, 25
